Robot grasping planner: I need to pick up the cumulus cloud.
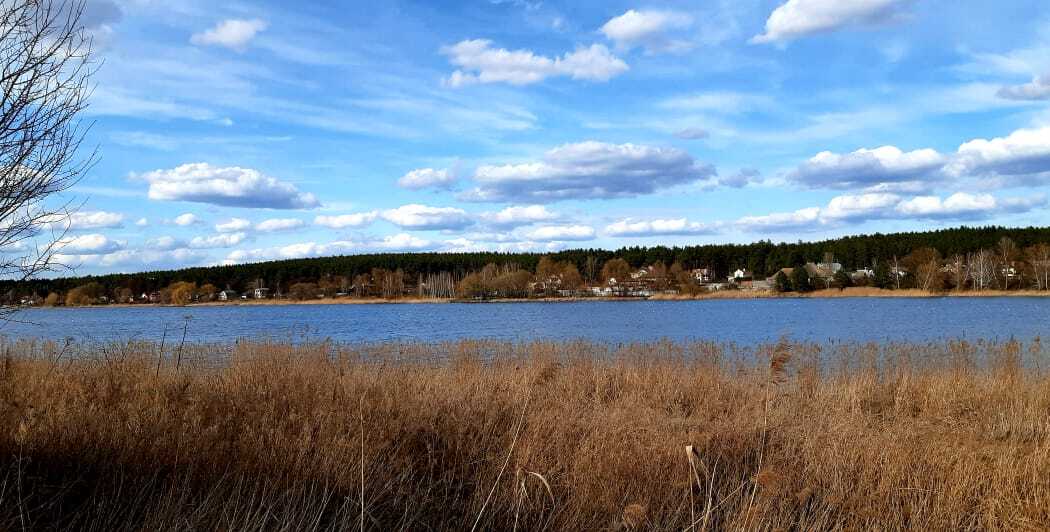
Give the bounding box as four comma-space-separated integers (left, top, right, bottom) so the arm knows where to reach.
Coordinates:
191, 19, 268, 51
524, 225, 596, 241
381, 204, 473, 230
736, 192, 1045, 232
314, 212, 379, 229
600, 9, 693, 53
189, 232, 248, 249
215, 218, 251, 233
441, 39, 627, 87
736, 207, 822, 232
173, 213, 201, 226
41, 211, 125, 231
146, 236, 186, 251
135, 218, 148, 227
479, 205, 559, 228
398, 168, 456, 190
462, 141, 716, 202
136, 163, 319, 209
255, 218, 304, 232
787, 146, 946, 189
58, 234, 125, 255
751, 0, 910, 44
720, 168, 761, 188
997, 75, 1050, 101
223, 233, 433, 264
57, 248, 209, 271
947, 127, 1050, 183
605, 218, 718, 237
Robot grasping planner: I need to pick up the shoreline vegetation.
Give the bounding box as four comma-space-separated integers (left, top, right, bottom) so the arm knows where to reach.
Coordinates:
33, 287, 1050, 309
6, 226, 1050, 308
3, 338, 1049, 529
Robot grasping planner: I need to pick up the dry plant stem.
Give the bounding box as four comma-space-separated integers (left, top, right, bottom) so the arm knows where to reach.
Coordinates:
471, 384, 533, 532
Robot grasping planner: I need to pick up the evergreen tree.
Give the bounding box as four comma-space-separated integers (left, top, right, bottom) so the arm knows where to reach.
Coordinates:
791, 265, 812, 292
774, 271, 792, 293
833, 269, 853, 290
873, 261, 892, 289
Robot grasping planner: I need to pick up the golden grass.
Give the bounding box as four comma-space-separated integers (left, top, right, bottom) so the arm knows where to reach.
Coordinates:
3, 338, 1050, 530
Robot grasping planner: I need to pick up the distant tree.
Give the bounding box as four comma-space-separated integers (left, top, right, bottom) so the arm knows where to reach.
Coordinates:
833, 269, 853, 290
168, 282, 196, 305
456, 272, 485, 299
43, 292, 61, 306
560, 263, 583, 292
790, 265, 812, 292
1026, 243, 1050, 290
198, 283, 218, 302
115, 286, 134, 304
905, 247, 943, 292
289, 282, 319, 301
601, 258, 631, 285
65, 282, 102, 306
773, 271, 792, 293
872, 261, 892, 289
996, 237, 1019, 290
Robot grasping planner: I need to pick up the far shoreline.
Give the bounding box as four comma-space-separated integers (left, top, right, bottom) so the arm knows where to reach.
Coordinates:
30, 287, 1050, 309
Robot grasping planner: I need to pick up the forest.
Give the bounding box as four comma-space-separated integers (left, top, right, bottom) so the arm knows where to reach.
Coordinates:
4, 225, 1050, 304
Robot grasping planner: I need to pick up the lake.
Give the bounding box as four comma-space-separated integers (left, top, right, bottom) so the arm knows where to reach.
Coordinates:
0, 297, 1047, 345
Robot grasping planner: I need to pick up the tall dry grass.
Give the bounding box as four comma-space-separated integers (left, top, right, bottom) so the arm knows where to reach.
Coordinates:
2, 338, 1049, 530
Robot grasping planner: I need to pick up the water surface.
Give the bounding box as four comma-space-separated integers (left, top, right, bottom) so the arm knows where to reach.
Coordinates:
1, 297, 1046, 345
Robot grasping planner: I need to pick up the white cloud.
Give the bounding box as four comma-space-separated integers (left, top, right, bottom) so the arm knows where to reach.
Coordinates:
56, 248, 209, 271
441, 39, 627, 87
736, 192, 1045, 232
524, 225, 596, 241
314, 212, 379, 229
136, 163, 319, 209
381, 204, 473, 230
135, 218, 148, 227
58, 234, 126, 255
659, 91, 770, 114
736, 207, 822, 232
479, 205, 559, 228
173, 213, 201, 226
189, 232, 248, 249
720, 168, 761, 188
948, 127, 1050, 183
463, 141, 715, 202
215, 218, 252, 233
254, 218, 304, 232
821, 192, 902, 220
787, 146, 946, 189
41, 211, 125, 231
605, 218, 718, 237
223, 233, 434, 264
997, 76, 1050, 101
751, 0, 910, 44
600, 9, 693, 53
191, 19, 268, 51
895, 193, 1044, 218
398, 168, 456, 190
146, 236, 186, 251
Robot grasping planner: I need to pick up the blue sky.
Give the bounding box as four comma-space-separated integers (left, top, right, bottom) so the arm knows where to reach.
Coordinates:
25, 0, 1050, 274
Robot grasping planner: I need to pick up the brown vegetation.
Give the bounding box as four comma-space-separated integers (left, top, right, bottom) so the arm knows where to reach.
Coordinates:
3, 338, 1050, 529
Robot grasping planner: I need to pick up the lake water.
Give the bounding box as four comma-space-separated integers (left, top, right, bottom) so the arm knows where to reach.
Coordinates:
0, 297, 1047, 345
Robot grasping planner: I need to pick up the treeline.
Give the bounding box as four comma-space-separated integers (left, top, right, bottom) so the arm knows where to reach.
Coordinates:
5, 225, 1050, 304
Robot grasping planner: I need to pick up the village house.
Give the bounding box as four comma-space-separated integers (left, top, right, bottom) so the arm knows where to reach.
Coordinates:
217, 290, 238, 301
691, 268, 715, 283
253, 287, 271, 299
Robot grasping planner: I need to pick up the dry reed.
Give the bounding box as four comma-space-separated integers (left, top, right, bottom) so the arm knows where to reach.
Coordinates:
1, 337, 1049, 530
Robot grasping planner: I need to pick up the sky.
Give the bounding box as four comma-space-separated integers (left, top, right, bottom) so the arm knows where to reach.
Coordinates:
20, 0, 1050, 275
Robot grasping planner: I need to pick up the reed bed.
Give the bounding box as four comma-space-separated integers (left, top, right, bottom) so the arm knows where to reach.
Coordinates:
2, 337, 1049, 530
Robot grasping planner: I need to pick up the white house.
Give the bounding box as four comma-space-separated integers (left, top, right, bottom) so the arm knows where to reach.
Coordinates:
218, 290, 238, 301
253, 287, 271, 299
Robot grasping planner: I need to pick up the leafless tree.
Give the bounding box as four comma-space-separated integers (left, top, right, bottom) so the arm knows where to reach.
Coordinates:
995, 237, 1019, 290
967, 249, 997, 291
1026, 243, 1050, 291
1, 0, 97, 309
